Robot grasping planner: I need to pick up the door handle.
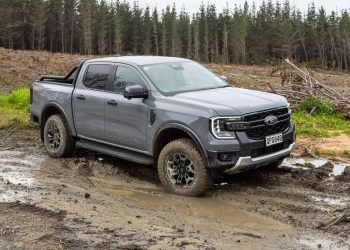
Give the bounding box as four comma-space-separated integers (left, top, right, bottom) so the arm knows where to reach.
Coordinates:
107, 100, 118, 106
76, 94, 86, 100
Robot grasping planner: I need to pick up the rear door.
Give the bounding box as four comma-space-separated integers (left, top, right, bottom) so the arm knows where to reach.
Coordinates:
104, 64, 149, 151
73, 63, 113, 140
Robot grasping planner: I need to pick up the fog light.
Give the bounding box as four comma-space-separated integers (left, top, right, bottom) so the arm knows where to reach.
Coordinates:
218, 153, 235, 162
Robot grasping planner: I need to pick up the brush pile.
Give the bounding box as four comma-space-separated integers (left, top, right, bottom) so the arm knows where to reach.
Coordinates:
270, 59, 350, 118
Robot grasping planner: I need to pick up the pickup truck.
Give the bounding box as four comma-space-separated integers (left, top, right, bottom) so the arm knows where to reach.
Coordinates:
30, 56, 295, 196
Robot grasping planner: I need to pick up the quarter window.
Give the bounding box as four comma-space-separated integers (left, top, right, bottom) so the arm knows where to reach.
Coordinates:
83, 64, 111, 90
113, 66, 145, 93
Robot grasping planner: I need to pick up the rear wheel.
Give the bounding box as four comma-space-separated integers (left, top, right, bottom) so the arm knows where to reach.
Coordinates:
157, 138, 213, 196
43, 114, 74, 158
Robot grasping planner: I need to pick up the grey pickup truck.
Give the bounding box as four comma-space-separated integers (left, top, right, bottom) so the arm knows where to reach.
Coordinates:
30, 56, 295, 196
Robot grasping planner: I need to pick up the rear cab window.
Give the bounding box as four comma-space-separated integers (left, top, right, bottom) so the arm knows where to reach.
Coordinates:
83, 64, 112, 91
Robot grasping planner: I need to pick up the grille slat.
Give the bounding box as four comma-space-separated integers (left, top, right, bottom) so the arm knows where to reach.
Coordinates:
242, 108, 291, 140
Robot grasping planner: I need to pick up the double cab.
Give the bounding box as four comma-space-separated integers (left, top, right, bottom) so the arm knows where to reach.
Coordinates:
30, 56, 295, 196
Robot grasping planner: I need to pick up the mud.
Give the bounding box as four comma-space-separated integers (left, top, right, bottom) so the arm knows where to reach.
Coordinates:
0, 130, 349, 249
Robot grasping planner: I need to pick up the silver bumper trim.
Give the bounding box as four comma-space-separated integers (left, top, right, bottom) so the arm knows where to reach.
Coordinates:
224, 142, 296, 174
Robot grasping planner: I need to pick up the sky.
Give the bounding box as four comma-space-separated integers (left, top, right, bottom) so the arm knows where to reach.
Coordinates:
135, 0, 350, 14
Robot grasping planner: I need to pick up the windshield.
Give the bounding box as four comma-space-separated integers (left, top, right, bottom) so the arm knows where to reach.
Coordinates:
141, 62, 228, 94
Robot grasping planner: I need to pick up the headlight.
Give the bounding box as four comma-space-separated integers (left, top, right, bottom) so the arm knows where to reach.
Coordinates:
287, 103, 292, 114
210, 116, 241, 139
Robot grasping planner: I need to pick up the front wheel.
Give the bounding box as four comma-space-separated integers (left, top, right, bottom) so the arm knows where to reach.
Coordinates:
157, 138, 213, 196
43, 114, 74, 158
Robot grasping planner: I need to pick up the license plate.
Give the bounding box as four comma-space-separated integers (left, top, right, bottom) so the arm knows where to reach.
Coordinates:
266, 133, 283, 147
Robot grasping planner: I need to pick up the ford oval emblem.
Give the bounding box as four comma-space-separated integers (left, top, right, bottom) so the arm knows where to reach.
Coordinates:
265, 115, 278, 126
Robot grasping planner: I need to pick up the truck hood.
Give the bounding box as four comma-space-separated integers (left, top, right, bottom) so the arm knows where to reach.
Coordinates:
170, 87, 288, 116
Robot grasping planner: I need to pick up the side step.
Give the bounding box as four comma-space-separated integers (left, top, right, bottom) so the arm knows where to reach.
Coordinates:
76, 138, 154, 165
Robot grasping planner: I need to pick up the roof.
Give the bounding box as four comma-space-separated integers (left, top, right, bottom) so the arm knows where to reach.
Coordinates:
86, 56, 192, 66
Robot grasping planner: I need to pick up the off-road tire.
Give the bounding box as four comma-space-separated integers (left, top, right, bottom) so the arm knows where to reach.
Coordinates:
157, 138, 213, 196
44, 114, 74, 158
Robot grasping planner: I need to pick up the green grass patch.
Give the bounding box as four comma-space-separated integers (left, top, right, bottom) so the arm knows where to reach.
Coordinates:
0, 89, 33, 129
292, 97, 350, 137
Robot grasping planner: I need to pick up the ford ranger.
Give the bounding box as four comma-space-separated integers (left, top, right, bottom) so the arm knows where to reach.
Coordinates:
30, 56, 295, 196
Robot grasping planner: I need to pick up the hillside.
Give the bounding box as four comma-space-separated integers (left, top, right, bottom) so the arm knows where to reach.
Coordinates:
0, 48, 349, 97
0, 48, 94, 93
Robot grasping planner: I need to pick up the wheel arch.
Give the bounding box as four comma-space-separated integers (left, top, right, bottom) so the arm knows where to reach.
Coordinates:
40, 103, 72, 142
153, 123, 208, 164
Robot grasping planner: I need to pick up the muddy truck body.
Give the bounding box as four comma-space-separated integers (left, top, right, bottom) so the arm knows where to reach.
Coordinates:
30, 56, 296, 196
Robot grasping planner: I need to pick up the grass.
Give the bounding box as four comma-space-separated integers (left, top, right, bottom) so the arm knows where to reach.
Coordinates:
292, 111, 350, 137
292, 97, 350, 137
0, 88, 33, 129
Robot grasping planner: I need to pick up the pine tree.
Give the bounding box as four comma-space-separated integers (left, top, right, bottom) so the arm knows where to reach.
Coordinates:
152, 8, 160, 55
131, 2, 142, 54
178, 7, 190, 58
114, 1, 123, 55
28, 0, 47, 50
96, 0, 108, 55
64, 0, 77, 53
339, 10, 350, 70
193, 15, 200, 61
198, 4, 209, 62
143, 7, 152, 55
222, 21, 229, 64
79, 0, 94, 54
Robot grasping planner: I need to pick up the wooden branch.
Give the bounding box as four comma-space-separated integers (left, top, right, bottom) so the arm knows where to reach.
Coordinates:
302, 145, 318, 158
2, 126, 18, 144
319, 210, 350, 230
281, 58, 350, 118
308, 107, 318, 116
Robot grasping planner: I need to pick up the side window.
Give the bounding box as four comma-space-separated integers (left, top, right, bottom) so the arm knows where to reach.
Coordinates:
113, 66, 145, 93
83, 64, 111, 90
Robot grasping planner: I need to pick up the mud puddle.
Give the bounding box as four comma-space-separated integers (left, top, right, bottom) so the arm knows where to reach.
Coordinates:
283, 156, 349, 176
0, 131, 349, 249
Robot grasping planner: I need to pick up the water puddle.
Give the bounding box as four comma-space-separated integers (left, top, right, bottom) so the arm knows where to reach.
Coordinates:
283, 157, 348, 176
299, 235, 349, 250
312, 196, 350, 207
0, 165, 34, 186
0, 150, 42, 187
92, 178, 289, 231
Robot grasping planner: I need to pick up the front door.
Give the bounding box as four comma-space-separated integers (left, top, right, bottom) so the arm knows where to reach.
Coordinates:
104, 65, 149, 151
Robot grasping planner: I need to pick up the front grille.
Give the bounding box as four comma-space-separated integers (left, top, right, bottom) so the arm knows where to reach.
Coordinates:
228, 107, 291, 140
246, 120, 290, 140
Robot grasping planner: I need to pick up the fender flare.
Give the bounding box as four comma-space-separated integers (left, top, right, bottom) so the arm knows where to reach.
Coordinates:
153, 122, 208, 160
40, 103, 73, 141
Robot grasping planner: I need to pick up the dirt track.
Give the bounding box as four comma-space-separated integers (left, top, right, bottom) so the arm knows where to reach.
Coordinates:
0, 130, 349, 249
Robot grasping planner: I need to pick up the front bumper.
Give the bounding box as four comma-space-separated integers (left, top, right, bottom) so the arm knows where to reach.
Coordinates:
223, 142, 295, 174
205, 121, 295, 173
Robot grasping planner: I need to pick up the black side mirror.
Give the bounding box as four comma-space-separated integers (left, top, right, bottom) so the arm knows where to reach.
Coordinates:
219, 75, 228, 82
123, 85, 148, 100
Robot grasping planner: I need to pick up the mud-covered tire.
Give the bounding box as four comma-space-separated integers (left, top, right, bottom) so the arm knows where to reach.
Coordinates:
43, 114, 74, 158
157, 138, 213, 196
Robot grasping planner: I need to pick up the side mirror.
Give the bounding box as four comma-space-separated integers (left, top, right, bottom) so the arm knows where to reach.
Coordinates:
123, 85, 148, 100
219, 75, 228, 82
